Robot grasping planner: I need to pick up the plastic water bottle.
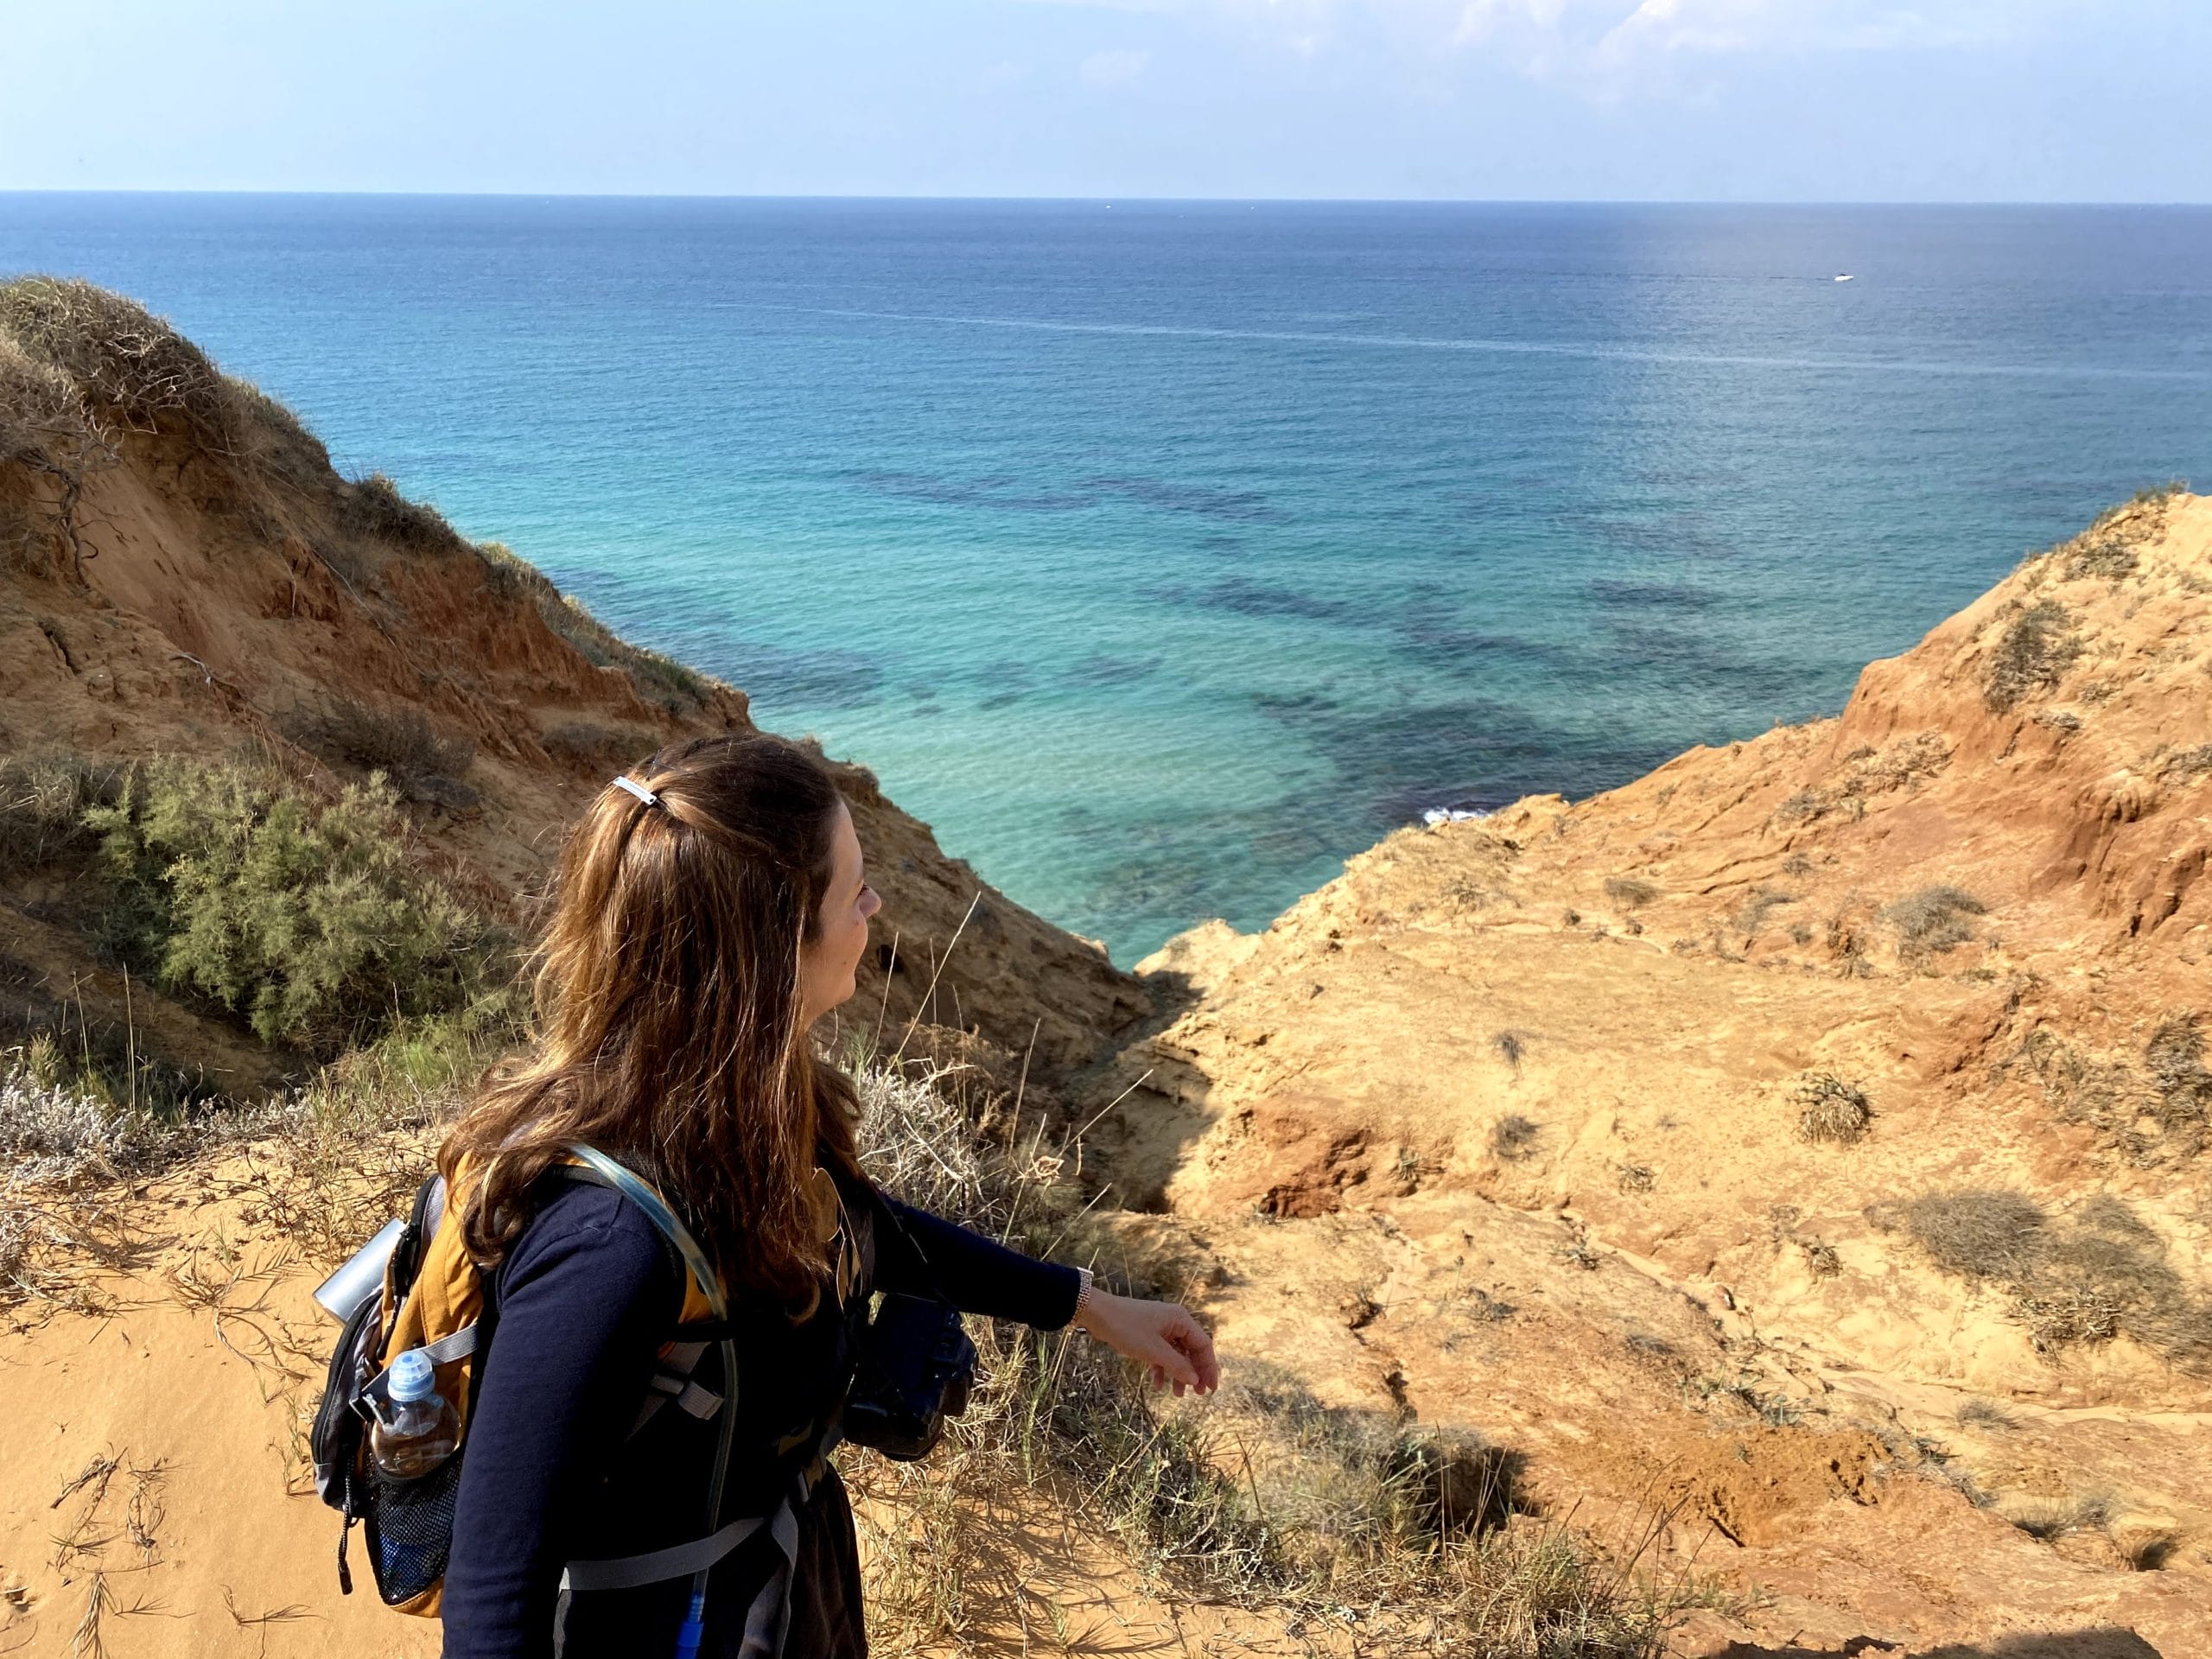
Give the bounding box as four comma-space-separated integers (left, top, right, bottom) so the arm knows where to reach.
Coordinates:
371, 1349, 459, 1479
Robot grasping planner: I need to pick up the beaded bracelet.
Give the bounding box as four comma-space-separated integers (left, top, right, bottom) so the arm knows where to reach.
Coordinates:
1072, 1266, 1096, 1331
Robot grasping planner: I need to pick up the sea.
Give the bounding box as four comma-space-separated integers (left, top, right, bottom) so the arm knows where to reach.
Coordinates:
4, 195, 2209, 962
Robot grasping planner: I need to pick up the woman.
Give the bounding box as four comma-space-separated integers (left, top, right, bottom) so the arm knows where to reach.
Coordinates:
437, 732, 1217, 1658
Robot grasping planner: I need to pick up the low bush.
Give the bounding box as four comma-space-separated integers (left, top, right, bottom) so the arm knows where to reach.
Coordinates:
284, 696, 476, 804
1881, 884, 1987, 957
86, 760, 506, 1057
1985, 599, 2082, 713
1896, 1187, 2210, 1368
1792, 1073, 1871, 1144
1604, 875, 1657, 909
337, 471, 462, 551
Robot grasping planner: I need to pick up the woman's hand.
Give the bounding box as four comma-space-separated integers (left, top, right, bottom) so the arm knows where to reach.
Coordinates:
1073, 1288, 1221, 1397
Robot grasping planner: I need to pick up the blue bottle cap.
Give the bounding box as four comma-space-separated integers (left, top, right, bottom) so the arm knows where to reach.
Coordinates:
386, 1348, 436, 1405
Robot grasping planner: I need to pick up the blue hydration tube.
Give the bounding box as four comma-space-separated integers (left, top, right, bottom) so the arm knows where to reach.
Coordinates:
568, 1145, 740, 1659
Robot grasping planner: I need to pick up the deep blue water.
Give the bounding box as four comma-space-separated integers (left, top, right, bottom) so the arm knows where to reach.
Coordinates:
4, 195, 2209, 960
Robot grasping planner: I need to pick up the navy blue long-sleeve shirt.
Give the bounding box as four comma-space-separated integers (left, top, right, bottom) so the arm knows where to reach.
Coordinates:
440, 1173, 1079, 1658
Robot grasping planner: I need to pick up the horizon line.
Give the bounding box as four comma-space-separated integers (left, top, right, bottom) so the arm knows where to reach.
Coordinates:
2, 188, 2209, 210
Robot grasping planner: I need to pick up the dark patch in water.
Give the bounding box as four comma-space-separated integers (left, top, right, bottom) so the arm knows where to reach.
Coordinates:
1061, 653, 1162, 688
978, 691, 1023, 710
709, 640, 886, 709
1604, 623, 1801, 703
1159, 577, 1357, 623
1395, 616, 1584, 673
1586, 577, 1719, 611
855, 471, 1091, 512
852, 470, 1279, 522
1078, 475, 1282, 523
1254, 689, 1688, 830
1557, 507, 1739, 560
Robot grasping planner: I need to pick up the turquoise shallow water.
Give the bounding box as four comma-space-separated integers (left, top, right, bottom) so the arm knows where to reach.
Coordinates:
4, 196, 2209, 959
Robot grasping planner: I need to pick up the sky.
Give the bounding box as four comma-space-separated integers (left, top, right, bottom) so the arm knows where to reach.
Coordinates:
1, 0, 2206, 201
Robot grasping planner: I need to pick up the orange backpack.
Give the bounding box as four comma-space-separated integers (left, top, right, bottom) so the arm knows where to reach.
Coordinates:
311, 1147, 735, 1633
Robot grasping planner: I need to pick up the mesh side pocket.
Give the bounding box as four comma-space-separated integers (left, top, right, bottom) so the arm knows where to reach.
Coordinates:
363, 1451, 463, 1605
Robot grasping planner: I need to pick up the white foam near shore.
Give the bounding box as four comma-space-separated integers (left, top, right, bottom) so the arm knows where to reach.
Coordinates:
1421, 806, 1489, 826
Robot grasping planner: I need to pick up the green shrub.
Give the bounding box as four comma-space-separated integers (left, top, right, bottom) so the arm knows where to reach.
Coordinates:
86, 760, 503, 1056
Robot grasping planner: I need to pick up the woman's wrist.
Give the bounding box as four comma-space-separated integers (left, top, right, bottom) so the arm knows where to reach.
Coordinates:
1071, 1266, 1096, 1332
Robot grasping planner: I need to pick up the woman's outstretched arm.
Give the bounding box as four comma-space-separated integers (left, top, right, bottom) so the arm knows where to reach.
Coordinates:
873, 1195, 1218, 1395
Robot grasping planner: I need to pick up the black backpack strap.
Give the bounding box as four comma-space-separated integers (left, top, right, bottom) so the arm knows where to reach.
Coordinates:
537, 1161, 724, 1435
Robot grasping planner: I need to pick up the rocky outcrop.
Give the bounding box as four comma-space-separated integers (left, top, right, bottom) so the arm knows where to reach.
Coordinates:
1084, 492, 2212, 1653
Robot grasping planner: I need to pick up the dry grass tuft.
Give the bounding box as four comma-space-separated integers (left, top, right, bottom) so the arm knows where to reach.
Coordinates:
1791, 1074, 1871, 1145
845, 1054, 1699, 1656
1986, 599, 2082, 712
1491, 1113, 1541, 1162
1893, 1187, 2212, 1367
1604, 876, 1658, 910
283, 696, 477, 807
1880, 884, 1987, 960
1954, 1396, 2018, 1433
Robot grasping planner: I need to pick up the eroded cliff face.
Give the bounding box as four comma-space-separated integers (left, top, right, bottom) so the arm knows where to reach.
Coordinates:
0, 291, 1147, 1088
1085, 493, 2212, 1653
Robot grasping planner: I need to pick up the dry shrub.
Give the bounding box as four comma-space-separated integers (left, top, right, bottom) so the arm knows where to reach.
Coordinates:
1604, 876, 1657, 909
1881, 884, 1986, 958
540, 720, 644, 770
0, 752, 125, 874
1491, 1113, 1541, 1161
2066, 537, 2138, 580
1900, 1189, 2045, 1281
847, 1057, 1694, 1656
1985, 599, 2082, 712
1895, 1188, 2211, 1367
1735, 884, 1797, 935
2018, 1016, 2209, 1167
1791, 1074, 1871, 1145
336, 472, 462, 552
1771, 787, 1829, 825
283, 696, 476, 805
1953, 1396, 2017, 1432
476, 540, 711, 714
0, 277, 235, 445
2160, 743, 2212, 783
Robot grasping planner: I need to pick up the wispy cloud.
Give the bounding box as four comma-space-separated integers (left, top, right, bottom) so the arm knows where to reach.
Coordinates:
1025, 0, 2083, 98
1080, 47, 1154, 86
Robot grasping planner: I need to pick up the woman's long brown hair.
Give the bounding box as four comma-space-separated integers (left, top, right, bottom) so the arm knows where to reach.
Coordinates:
441, 731, 861, 1313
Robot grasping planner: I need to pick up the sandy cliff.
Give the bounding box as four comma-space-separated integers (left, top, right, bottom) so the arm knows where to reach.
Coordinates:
3, 286, 2209, 1656
0, 282, 1147, 1095
1086, 490, 2212, 1654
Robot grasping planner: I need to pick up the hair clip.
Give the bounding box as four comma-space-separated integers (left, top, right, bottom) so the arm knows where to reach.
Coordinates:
612, 775, 659, 808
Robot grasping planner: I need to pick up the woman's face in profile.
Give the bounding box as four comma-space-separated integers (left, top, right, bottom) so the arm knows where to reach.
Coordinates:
799, 800, 881, 1025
